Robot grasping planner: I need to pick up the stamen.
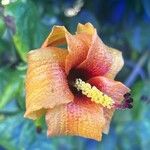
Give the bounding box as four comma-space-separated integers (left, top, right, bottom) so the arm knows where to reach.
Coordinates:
125, 98, 133, 103
115, 102, 133, 110
124, 93, 131, 99
74, 78, 114, 109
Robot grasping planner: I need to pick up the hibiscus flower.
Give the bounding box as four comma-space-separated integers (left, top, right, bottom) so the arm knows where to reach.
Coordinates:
24, 23, 133, 141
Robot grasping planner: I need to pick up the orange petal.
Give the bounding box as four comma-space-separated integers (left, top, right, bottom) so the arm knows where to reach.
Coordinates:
76, 22, 95, 35
76, 31, 112, 79
46, 97, 105, 141
102, 108, 114, 134
65, 33, 92, 74
24, 47, 74, 120
42, 26, 69, 48
104, 47, 124, 79
88, 76, 130, 133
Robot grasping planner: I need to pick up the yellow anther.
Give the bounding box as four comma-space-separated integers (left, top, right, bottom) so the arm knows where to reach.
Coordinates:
74, 78, 114, 109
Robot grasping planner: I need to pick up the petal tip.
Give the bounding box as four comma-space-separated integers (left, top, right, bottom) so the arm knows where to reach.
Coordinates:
77, 22, 96, 35
24, 111, 33, 120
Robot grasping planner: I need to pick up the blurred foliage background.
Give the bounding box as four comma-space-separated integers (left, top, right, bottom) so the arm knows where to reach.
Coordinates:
0, 0, 150, 150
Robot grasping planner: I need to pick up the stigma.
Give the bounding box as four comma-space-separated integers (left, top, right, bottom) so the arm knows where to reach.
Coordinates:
74, 78, 114, 109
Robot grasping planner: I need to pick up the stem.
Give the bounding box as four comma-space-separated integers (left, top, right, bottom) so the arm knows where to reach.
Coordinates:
125, 59, 146, 79
0, 110, 20, 116
125, 50, 150, 87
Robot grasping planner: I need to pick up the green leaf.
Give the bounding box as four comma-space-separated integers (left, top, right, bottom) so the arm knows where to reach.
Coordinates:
0, 114, 58, 150
131, 81, 144, 120
0, 18, 6, 36
131, 80, 150, 122
0, 68, 25, 109
139, 80, 150, 118
0, 114, 34, 150
0, 38, 9, 55
5, 0, 39, 62
0, 139, 16, 150
33, 23, 49, 49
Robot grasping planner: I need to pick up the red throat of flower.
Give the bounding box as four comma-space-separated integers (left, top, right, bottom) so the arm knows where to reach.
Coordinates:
67, 71, 133, 110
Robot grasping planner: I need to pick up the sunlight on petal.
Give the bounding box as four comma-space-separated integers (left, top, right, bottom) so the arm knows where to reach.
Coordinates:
42, 26, 69, 48
104, 47, 124, 79
77, 22, 95, 35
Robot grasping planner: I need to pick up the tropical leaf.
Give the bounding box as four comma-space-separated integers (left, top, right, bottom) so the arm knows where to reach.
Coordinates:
5, 0, 38, 61
0, 68, 25, 109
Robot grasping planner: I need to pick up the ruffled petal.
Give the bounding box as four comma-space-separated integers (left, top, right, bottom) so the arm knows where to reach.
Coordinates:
42, 26, 69, 48
88, 76, 130, 133
46, 97, 105, 141
65, 33, 92, 74
24, 47, 74, 119
76, 22, 95, 35
76, 31, 112, 79
104, 47, 124, 79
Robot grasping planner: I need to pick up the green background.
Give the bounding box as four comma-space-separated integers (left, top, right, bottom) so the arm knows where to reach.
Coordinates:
0, 0, 150, 149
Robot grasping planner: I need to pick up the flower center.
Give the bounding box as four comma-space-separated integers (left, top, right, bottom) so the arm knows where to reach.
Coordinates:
74, 78, 114, 109
67, 69, 133, 110
67, 68, 88, 95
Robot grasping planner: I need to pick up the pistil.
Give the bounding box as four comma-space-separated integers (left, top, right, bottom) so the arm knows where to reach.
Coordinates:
74, 78, 114, 109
